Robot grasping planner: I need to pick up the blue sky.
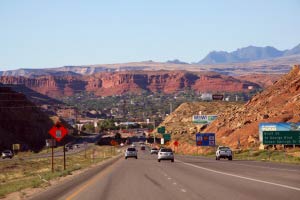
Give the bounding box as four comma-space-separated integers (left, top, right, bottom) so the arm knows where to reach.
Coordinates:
1, 0, 299, 70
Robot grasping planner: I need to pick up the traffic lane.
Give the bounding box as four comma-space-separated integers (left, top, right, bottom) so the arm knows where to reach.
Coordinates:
61, 149, 200, 200
176, 155, 300, 188
29, 155, 122, 200
162, 160, 300, 200
60, 149, 300, 200
176, 154, 300, 171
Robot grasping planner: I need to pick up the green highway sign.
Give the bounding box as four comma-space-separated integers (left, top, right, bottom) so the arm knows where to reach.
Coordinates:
163, 134, 171, 141
263, 131, 300, 145
157, 126, 165, 134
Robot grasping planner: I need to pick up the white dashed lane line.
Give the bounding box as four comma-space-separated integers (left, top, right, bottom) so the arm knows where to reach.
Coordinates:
160, 171, 187, 194
181, 189, 187, 193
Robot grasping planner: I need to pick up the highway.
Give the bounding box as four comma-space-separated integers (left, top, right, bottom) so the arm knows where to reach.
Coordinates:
0, 134, 100, 162
30, 145, 300, 200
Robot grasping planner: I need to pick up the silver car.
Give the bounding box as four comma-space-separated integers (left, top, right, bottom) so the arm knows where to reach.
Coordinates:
125, 147, 138, 159
158, 148, 174, 162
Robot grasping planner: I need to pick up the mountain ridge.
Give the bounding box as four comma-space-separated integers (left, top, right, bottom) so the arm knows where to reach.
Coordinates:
199, 44, 300, 64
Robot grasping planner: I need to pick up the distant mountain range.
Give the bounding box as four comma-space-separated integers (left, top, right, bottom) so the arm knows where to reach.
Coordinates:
198, 43, 300, 64
166, 59, 189, 65
0, 43, 299, 77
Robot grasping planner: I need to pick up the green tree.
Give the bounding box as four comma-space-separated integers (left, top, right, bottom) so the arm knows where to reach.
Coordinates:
98, 119, 117, 131
83, 123, 95, 133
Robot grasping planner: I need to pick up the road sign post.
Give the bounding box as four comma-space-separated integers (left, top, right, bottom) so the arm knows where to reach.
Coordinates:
173, 141, 179, 153
157, 126, 165, 134
48, 122, 68, 172
196, 133, 216, 146
84, 141, 88, 159
163, 134, 171, 141
51, 139, 54, 172
263, 131, 300, 145
63, 144, 66, 170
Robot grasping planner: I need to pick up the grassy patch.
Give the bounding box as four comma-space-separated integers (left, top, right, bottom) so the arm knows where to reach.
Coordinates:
0, 145, 120, 198
233, 149, 300, 164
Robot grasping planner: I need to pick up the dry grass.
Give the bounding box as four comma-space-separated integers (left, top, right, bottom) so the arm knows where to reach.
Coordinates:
0, 145, 120, 198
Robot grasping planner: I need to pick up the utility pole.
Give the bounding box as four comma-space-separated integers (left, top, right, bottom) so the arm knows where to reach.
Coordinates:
170, 102, 173, 114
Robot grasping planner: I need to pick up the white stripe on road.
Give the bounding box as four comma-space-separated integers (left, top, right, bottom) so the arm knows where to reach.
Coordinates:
177, 155, 300, 172
177, 160, 300, 192
217, 160, 300, 172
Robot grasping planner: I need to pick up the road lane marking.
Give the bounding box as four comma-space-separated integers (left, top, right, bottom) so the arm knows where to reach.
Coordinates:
168, 177, 172, 180
181, 189, 187, 193
177, 155, 300, 172
217, 160, 300, 172
65, 160, 119, 200
173, 182, 177, 185
177, 160, 300, 192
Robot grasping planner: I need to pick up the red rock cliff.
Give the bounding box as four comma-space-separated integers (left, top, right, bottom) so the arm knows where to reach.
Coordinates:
0, 71, 261, 97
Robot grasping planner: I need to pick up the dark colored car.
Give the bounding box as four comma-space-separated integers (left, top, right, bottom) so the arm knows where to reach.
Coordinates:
2, 150, 14, 159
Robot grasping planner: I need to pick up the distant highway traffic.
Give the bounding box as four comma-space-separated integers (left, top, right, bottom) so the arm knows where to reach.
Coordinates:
0, 134, 101, 162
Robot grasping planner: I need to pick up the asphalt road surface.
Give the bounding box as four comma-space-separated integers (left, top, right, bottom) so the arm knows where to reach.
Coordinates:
31, 146, 300, 200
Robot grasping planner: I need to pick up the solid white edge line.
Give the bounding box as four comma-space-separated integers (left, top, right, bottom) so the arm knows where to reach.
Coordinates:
176, 155, 299, 172
177, 160, 300, 192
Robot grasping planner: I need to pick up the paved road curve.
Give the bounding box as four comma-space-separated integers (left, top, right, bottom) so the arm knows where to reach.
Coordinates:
31, 146, 300, 200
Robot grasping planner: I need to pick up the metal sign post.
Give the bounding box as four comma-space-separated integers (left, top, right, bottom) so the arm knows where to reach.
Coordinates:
263, 131, 300, 145
63, 144, 66, 170
52, 139, 54, 172
48, 122, 68, 172
196, 133, 216, 155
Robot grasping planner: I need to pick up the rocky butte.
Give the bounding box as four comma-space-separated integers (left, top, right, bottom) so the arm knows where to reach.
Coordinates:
160, 65, 300, 151
0, 71, 261, 97
204, 65, 300, 148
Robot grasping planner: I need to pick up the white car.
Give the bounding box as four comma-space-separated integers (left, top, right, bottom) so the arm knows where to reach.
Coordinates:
150, 147, 159, 154
158, 148, 174, 162
125, 147, 138, 159
216, 146, 233, 160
